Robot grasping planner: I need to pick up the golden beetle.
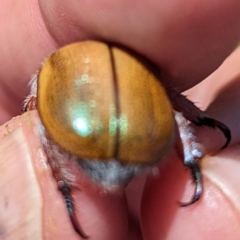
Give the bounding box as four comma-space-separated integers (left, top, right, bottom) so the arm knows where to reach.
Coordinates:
23, 41, 231, 238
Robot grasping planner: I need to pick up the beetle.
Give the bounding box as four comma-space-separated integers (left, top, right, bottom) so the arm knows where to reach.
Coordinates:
23, 41, 231, 238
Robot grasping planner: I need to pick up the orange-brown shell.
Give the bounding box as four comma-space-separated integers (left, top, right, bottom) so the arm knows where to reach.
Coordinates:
37, 41, 175, 165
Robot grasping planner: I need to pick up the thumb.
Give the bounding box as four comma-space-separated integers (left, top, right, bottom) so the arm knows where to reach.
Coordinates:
0, 111, 128, 240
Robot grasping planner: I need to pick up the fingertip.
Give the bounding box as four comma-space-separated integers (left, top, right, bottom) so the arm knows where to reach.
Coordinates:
141, 149, 240, 240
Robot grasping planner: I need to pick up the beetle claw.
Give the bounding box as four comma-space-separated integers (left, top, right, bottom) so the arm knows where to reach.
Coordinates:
193, 116, 231, 149
69, 209, 89, 239
175, 112, 203, 206
178, 164, 203, 207
58, 181, 89, 239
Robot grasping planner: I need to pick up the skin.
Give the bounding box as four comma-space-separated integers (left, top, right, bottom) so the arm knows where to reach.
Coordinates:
1, 0, 240, 239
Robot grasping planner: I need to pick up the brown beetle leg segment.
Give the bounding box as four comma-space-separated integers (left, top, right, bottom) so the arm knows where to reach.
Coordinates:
189, 117, 231, 149
58, 181, 89, 239
175, 112, 203, 206
166, 87, 231, 148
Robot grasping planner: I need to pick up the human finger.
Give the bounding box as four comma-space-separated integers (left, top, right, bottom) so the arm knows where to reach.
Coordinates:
1, 0, 240, 123
0, 111, 128, 240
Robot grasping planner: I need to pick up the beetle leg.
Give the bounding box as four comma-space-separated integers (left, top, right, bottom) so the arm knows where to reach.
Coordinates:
22, 74, 38, 112
175, 112, 203, 206
47, 148, 89, 238
41, 134, 89, 238
166, 87, 231, 148
58, 181, 89, 239
22, 95, 37, 112
179, 164, 202, 207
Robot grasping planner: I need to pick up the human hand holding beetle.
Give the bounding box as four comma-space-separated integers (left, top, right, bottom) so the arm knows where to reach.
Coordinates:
1, 0, 240, 240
